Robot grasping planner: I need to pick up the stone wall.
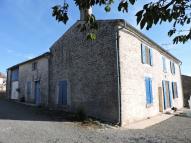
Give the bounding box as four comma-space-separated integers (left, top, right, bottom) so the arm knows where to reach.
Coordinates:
182, 75, 191, 107
49, 20, 120, 123
119, 28, 183, 125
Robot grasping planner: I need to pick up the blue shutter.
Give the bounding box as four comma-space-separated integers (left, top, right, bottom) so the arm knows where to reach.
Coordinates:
162, 57, 167, 72
11, 68, 19, 81
145, 77, 151, 104
168, 82, 173, 108
58, 81, 67, 105
27, 81, 31, 96
172, 82, 175, 98
149, 49, 153, 66
149, 79, 153, 103
141, 44, 146, 64
162, 80, 167, 110
173, 63, 176, 74
175, 82, 178, 98
171, 62, 175, 75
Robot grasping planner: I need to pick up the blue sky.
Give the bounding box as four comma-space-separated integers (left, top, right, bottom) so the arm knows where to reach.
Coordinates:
0, 0, 190, 75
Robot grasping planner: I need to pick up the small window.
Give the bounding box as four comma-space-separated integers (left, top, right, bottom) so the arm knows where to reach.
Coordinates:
145, 77, 153, 105
32, 62, 37, 71
141, 44, 153, 66
172, 82, 178, 98
170, 61, 176, 75
162, 57, 167, 73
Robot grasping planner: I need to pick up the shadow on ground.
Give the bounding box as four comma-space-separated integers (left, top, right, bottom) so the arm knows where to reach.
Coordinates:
0, 98, 78, 122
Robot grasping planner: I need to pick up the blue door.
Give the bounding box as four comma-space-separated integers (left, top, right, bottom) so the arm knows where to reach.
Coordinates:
58, 81, 67, 105
35, 81, 41, 105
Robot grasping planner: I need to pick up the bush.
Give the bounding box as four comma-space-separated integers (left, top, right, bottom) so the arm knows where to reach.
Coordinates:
76, 107, 87, 121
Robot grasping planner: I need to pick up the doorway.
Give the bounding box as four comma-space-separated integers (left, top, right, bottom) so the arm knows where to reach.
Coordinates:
58, 80, 67, 105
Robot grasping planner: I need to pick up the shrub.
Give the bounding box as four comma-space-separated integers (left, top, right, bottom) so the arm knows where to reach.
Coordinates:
76, 107, 87, 121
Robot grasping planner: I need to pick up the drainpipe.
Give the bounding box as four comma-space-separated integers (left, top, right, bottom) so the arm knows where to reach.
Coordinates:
116, 20, 126, 126
179, 62, 184, 107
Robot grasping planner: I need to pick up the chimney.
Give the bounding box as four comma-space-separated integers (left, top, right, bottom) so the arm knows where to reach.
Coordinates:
80, 7, 92, 21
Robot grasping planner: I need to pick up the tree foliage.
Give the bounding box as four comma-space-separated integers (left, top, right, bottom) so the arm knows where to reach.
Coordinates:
52, 0, 191, 44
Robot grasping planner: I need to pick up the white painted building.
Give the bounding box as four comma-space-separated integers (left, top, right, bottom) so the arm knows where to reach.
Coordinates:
0, 73, 6, 91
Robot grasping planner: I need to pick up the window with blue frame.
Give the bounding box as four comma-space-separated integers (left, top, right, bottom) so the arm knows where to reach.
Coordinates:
172, 82, 178, 98
170, 61, 176, 75
162, 80, 173, 109
162, 57, 167, 73
11, 68, 19, 81
141, 44, 153, 66
145, 77, 153, 105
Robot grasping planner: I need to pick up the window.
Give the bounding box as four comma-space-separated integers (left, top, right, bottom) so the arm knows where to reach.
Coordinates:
172, 82, 178, 98
11, 68, 19, 81
32, 62, 37, 71
145, 77, 153, 105
162, 80, 173, 109
141, 44, 153, 66
170, 61, 176, 75
162, 57, 167, 73
27, 81, 31, 97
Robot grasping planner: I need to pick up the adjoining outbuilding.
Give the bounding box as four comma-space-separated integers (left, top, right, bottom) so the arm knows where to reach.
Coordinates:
7, 9, 184, 126
7, 53, 50, 105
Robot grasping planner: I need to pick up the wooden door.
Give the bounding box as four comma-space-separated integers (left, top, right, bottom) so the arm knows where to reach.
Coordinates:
58, 81, 67, 105
35, 81, 41, 105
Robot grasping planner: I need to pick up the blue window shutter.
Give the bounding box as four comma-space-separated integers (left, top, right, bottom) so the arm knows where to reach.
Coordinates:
173, 63, 176, 74
149, 49, 153, 66
170, 62, 176, 75
141, 44, 146, 64
162, 80, 167, 109
11, 68, 19, 81
58, 81, 67, 105
149, 78, 153, 103
162, 57, 167, 72
145, 77, 150, 104
175, 82, 178, 98
168, 82, 173, 108
27, 81, 31, 96
172, 82, 175, 98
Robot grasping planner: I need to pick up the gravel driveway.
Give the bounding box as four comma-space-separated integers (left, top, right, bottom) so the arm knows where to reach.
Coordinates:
0, 99, 191, 143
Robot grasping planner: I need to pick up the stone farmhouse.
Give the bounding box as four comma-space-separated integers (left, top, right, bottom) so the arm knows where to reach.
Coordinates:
7, 10, 183, 126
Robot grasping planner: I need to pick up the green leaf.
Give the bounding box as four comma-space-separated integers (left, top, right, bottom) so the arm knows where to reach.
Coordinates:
87, 33, 96, 40
187, 18, 191, 24
129, 0, 136, 5
105, 5, 111, 12
136, 10, 144, 24
140, 18, 146, 29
